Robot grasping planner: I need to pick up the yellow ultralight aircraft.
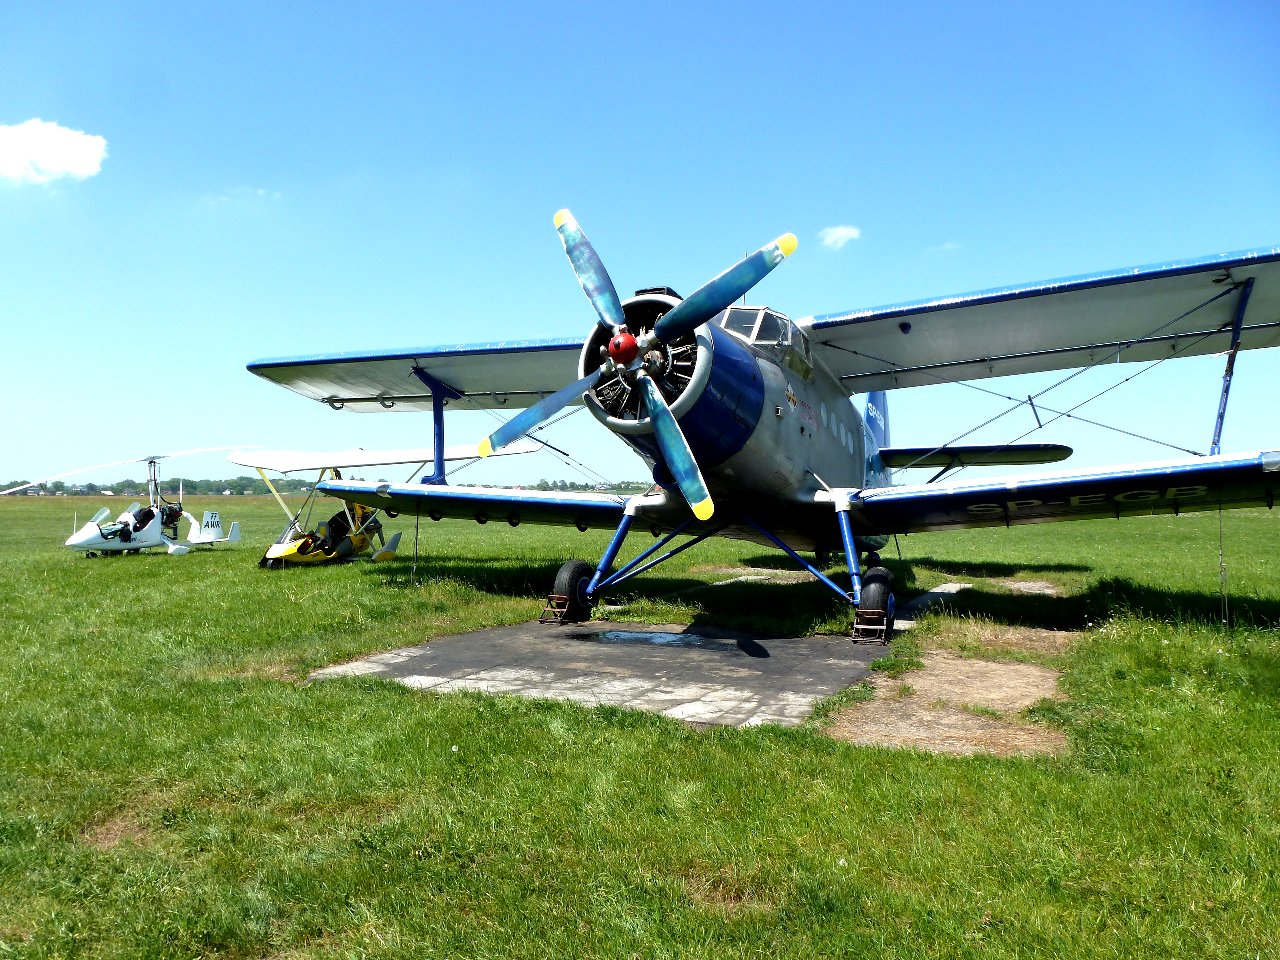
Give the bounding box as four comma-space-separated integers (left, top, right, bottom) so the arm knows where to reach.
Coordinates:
229, 444, 540, 568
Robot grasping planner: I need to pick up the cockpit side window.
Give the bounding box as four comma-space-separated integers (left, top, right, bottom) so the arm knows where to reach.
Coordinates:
754, 311, 785, 345
792, 326, 810, 359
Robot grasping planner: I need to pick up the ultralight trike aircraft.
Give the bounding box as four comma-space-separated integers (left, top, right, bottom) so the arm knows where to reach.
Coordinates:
247, 211, 1280, 636
230, 443, 540, 568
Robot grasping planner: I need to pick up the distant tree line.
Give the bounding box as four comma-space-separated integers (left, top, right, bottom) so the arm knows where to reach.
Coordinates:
5, 476, 652, 496
3, 476, 317, 497
528, 479, 652, 493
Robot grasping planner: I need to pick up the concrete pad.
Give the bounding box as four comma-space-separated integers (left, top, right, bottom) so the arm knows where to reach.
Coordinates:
310, 620, 883, 728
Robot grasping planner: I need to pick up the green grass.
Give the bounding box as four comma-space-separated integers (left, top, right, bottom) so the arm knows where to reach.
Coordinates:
1, 496, 1277, 957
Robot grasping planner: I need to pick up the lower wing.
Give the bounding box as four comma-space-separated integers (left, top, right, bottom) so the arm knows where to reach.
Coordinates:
849, 450, 1279, 533
318, 479, 627, 531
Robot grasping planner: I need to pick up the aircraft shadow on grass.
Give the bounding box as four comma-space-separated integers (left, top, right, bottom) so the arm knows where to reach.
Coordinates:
914, 575, 1280, 632
900, 556, 1092, 578
361, 553, 875, 641
356, 545, 1278, 638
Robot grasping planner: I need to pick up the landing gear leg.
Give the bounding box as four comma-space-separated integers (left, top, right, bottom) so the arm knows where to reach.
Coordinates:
835, 504, 895, 643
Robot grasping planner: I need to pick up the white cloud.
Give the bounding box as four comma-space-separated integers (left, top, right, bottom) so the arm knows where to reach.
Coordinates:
818, 225, 862, 250
201, 186, 282, 206
0, 118, 108, 184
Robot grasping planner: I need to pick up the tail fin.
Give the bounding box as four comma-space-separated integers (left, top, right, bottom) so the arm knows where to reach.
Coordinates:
186, 511, 237, 545
865, 391, 889, 449
371, 531, 402, 563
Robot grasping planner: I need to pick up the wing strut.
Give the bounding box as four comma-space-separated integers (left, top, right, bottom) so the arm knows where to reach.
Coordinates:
1209, 278, 1254, 456
410, 367, 464, 484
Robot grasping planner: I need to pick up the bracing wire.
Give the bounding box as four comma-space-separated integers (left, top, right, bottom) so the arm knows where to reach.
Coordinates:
824, 283, 1240, 480
452, 394, 619, 489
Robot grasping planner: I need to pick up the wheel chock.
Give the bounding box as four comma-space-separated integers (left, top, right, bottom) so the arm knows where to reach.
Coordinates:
539, 594, 572, 624
852, 607, 891, 643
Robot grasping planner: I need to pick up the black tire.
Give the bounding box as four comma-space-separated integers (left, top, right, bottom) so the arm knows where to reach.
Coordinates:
860, 566, 896, 639
552, 559, 595, 623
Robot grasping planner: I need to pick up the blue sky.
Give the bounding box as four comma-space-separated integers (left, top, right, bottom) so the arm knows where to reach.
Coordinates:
3, 1, 1279, 488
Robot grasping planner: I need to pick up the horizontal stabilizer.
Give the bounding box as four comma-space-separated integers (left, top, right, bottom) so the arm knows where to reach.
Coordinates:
879, 443, 1072, 469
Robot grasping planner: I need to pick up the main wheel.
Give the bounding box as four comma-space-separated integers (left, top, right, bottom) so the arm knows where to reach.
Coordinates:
552, 559, 595, 623
859, 566, 896, 640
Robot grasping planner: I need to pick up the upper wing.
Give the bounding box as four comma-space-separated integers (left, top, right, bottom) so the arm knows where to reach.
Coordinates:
247, 338, 584, 412
847, 449, 1280, 533
802, 247, 1280, 394
317, 478, 627, 530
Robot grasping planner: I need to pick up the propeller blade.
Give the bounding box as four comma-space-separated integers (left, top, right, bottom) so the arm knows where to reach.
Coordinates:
636, 373, 714, 521
478, 366, 604, 457
653, 232, 797, 344
554, 209, 626, 332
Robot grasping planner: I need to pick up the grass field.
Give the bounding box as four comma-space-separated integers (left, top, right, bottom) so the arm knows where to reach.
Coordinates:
1, 495, 1277, 958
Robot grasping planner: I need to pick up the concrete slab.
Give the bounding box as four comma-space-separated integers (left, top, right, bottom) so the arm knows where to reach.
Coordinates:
310, 620, 885, 728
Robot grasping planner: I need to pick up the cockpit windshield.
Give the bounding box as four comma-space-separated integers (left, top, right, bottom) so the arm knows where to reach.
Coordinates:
719, 307, 792, 347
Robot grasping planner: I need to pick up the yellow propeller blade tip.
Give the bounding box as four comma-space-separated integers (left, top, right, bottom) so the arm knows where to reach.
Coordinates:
692, 498, 715, 521
553, 209, 572, 228
477, 437, 494, 458
777, 233, 798, 257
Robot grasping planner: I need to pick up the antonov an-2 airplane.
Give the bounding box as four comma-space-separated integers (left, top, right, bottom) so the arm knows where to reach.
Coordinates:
248, 211, 1280, 634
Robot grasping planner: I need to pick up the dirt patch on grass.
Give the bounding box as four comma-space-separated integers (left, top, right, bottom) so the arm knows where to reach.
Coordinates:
826, 651, 1066, 757
993, 578, 1063, 596
688, 565, 814, 583
932, 620, 1079, 658
683, 864, 777, 916
82, 810, 152, 850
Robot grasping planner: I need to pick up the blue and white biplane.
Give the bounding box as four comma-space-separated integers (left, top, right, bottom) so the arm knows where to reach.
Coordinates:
248, 211, 1280, 634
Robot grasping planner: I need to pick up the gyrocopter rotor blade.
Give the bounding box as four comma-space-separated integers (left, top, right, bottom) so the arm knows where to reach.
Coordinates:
0, 445, 244, 496
478, 366, 605, 458
554, 209, 626, 333
636, 373, 714, 521
652, 232, 797, 345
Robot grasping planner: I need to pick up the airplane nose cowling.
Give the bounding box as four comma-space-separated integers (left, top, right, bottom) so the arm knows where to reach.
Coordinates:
581, 293, 765, 474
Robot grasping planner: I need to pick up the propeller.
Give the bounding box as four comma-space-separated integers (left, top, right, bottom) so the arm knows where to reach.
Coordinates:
653, 233, 797, 344
554, 209, 626, 333
635, 372, 714, 520
478, 210, 797, 521
476, 366, 605, 459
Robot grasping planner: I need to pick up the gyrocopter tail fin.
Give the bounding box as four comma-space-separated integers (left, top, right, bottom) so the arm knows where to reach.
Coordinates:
371, 531, 402, 563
